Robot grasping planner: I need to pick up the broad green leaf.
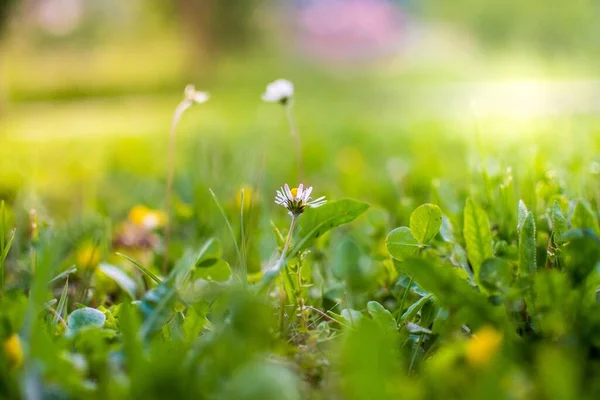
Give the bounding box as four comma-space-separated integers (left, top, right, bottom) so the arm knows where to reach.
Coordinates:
99, 263, 137, 299
195, 259, 232, 282
67, 307, 106, 332
340, 309, 364, 326
519, 212, 536, 277
218, 361, 301, 400
332, 237, 372, 292
517, 200, 528, 233
367, 301, 397, 331
439, 216, 456, 243
137, 283, 178, 339
332, 236, 362, 281
409, 203, 442, 244
549, 201, 568, 243
463, 198, 493, 281
167, 312, 185, 341
291, 199, 369, 254
561, 229, 600, 286
401, 257, 510, 329
479, 258, 513, 292
399, 295, 433, 324
195, 238, 222, 267
571, 200, 600, 235
119, 301, 143, 376
386, 227, 420, 260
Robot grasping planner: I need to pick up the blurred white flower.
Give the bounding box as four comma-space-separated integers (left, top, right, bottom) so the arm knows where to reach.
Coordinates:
262, 79, 294, 104
184, 84, 210, 104
275, 183, 326, 216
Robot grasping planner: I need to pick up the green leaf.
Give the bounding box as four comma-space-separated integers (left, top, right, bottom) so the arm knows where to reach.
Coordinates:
386, 227, 420, 261
194, 238, 222, 267
519, 212, 536, 277
137, 283, 178, 339
401, 257, 510, 329
562, 229, 600, 286
549, 201, 568, 243
340, 309, 363, 326
291, 199, 369, 254
195, 259, 232, 282
332, 236, 374, 293
517, 200, 528, 233
399, 295, 433, 324
367, 301, 397, 331
479, 258, 514, 292
571, 200, 600, 235
463, 198, 493, 281
67, 307, 106, 332
99, 263, 137, 299
409, 203, 442, 244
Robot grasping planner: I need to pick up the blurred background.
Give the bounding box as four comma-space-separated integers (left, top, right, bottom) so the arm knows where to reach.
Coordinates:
1, 0, 600, 217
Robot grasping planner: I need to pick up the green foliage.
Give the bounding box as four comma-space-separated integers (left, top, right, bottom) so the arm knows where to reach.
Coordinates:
3, 68, 600, 399
67, 307, 106, 333
386, 203, 442, 261
410, 203, 443, 244
367, 301, 397, 332
401, 257, 509, 330
518, 207, 537, 276
549, 201, 568, 242
479, 258, 513, 292
386, 226, 420, 260
292, 199, 369, 254
571, 200, 600, 235
463, 197, 493, 281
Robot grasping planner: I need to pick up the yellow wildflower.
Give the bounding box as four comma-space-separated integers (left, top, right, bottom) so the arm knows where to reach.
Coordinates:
466, 326, 503, 366
3, 334, 24, 367
128, 205, 167, 229
76, 243, 100, 269
236, 186, 255, 210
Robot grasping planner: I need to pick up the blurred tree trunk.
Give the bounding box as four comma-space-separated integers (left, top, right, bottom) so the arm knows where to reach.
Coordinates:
176, 0, 265, 62
0, 0, 18, 37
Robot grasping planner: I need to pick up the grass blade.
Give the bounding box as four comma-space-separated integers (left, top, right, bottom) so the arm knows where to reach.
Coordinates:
116, 252, 162, 285
48, 266, 78, 285
209, 188, 244, 281
53, 277, 70, 328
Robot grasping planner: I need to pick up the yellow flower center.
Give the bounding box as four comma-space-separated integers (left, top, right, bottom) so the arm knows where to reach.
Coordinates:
290, 188, 298, 197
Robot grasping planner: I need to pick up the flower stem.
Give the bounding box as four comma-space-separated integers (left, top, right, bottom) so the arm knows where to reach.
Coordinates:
285, 103, 304, 181
163, 100, 191, 274
257, 214, 298, 293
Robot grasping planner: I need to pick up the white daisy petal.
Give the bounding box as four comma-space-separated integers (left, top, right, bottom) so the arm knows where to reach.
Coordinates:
193, 92, 210, 103
303, 186, 313, 201
284, 184, 293, 199
297, 184, 304, 199
262, 79, 294, 103
184, 84, 209, 104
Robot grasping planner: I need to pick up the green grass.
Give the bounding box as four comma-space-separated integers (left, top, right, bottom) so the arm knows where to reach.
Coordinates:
2, 53, 600, 398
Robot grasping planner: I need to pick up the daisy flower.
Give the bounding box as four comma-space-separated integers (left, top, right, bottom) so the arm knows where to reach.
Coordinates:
262, 79, 294, 105
275, 184, 326, 216
184, 84, 210, 104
